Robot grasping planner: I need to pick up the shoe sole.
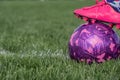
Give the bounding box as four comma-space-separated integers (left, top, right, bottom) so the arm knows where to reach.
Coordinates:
74, 13, 120, 29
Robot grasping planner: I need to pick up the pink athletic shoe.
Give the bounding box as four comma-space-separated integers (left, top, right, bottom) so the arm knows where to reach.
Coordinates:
74, 0, 120, 29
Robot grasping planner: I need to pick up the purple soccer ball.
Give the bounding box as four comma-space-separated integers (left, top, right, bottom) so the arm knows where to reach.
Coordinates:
69, 23, 120, 64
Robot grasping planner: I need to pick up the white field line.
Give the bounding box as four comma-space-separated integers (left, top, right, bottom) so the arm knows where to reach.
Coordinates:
0, 49, 69, 59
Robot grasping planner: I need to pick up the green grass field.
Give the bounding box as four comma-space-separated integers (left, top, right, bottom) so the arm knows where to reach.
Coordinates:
0, 0, 120, 80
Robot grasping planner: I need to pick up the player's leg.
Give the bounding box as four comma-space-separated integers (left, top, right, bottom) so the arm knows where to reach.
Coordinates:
106, 0, 120, 12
